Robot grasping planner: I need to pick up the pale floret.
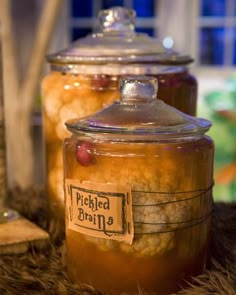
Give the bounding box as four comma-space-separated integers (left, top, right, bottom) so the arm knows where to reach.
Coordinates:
42, 72, 119, 217
76, 155, 195, 256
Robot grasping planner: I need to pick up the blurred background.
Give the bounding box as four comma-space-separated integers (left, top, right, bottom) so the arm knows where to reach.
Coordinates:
7, 0, 236, 201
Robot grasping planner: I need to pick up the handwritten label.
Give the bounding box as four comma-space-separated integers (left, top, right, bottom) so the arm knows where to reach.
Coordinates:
65, 179, 134, 244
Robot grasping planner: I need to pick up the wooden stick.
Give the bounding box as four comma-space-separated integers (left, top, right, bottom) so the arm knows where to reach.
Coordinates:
0, 0, 19, 103
20, 0, 64, 116
0, 0, 20, 186
15, 0, 64, 188
0, 0, 64, 188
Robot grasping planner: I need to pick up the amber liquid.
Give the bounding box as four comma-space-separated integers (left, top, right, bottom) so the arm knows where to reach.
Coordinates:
64, 137, 214, 294
155, 69, 197, 115
67, 221, 210, 295
42, 69, 197, 230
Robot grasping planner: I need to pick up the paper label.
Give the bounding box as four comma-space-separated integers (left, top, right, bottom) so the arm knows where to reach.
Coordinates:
65, 179, 134, 244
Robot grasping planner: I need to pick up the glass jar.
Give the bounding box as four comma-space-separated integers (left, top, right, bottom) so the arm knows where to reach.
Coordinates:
63, 76, 214, 294
42, 7, 197, 228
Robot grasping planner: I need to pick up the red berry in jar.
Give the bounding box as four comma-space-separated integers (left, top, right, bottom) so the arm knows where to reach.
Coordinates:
76, 141, 94, 166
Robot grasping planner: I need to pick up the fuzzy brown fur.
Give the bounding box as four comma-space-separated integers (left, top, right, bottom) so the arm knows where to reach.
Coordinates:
0, 188, 235, 294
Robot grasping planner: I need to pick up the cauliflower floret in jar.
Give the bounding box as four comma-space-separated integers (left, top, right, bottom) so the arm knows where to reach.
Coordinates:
84, 235, 119, 252
42, 72, 120, 229
68, 148, 178, 256
120, 232, 174, 257
139, 234, 174, 257
56, 103, 82, 140
164, 201, 192, 230
41, 71, 62, 96
43, 91, 63, 122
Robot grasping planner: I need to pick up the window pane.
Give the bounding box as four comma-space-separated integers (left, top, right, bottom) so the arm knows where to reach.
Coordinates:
71, 0, 93, 17
102, 0, 124, 9
133, 0, 156, 17
135, 28, 155, 37
199, 28, 225, 65
71, 28, 92, 41
200, 0, 226, 16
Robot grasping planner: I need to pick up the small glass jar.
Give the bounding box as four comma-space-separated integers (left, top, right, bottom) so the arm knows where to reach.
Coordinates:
42, 7, 197, 228
63, 76, 214, 294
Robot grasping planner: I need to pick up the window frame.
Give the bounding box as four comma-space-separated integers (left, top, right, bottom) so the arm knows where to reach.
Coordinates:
158, 0, 236, 77
65, 0, 236, 79
69, 0, 160, 37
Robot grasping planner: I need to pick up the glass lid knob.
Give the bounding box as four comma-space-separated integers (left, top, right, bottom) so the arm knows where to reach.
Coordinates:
98, 6, 136, 33
119, 76, 158, 105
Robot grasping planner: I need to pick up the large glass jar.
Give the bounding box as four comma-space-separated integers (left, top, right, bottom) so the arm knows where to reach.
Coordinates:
63, 76, 214, 294
42, 7, 197, 229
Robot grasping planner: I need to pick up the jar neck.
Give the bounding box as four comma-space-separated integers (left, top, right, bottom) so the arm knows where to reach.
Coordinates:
49, 63, 188, 76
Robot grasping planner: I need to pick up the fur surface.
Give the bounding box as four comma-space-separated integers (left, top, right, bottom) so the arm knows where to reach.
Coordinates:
0, 188, 235, 295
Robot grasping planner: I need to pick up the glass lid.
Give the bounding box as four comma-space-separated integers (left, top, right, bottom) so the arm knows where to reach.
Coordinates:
47, 7, 193, 65
66, 76, 211, 142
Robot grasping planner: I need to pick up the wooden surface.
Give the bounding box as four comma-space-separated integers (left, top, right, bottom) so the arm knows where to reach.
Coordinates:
0, 216, 49, 255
